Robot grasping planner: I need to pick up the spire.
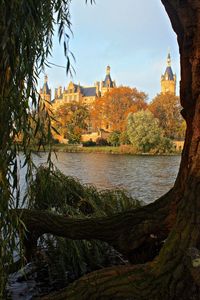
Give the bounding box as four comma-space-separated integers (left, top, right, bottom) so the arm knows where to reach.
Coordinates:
41, 74, 51, 95
162, 52, 174, 81
102, 65, 115, 89
161, 52, 176, 95
167, 52, 171, 67
106, 65, 111, 75
44, 74, 48, 83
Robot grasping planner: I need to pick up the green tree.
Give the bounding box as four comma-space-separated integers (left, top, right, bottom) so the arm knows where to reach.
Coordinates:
107, 131, 121, 146
119, 131, 130, 145
127, 110, 171, 153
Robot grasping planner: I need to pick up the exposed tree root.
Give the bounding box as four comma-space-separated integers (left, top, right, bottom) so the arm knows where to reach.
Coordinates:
41, 264, 155, 300
41, 259, 199, 300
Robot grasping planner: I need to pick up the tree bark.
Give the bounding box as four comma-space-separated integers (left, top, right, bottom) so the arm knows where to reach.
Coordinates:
19, 190, 173, 263
19, 1, 200, 299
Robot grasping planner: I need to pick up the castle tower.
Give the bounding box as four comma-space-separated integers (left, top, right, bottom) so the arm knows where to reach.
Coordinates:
161, 53, 176, 95
40, 75, 51, 102
101, 65, 116, 96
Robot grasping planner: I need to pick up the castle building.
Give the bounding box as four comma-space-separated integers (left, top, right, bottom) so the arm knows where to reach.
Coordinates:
39, 66, 116, 142
51, 65, 116, 108
161, 53, 176, 95
40, 60, 180, 144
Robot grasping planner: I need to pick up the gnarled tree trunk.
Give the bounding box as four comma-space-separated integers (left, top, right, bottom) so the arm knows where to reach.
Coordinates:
19, 1, 200, 299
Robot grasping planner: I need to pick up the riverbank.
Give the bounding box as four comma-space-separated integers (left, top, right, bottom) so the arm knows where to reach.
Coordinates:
48, 144, 181, 155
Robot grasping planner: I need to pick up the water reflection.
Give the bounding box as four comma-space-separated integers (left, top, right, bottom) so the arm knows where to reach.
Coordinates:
29, 152, 181, 204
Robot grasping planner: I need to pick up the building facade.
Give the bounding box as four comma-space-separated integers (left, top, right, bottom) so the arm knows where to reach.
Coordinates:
161, 53, 176, 95
51, 65, 116, 108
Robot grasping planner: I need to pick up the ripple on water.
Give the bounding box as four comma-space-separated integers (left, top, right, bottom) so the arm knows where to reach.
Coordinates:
20, 153, 181, 204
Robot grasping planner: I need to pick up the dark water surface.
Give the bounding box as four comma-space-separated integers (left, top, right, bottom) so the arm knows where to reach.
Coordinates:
31, 152, 181, 203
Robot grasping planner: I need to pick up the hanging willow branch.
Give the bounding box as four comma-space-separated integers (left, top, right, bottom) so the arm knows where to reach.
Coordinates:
0, 0, 83, 296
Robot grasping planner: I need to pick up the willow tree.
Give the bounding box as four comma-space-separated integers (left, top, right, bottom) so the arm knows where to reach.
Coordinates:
1, 0, 200, 299
0, 0, 73, 296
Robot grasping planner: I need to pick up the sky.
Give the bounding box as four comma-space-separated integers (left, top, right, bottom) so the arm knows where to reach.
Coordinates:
39, 0, 180, 101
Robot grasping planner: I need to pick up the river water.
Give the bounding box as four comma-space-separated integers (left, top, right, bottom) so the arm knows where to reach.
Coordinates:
30, 152, 181, 203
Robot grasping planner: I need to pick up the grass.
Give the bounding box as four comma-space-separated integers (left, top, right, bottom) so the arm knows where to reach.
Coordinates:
49, 143, 181, 155
51, 144, 122, 154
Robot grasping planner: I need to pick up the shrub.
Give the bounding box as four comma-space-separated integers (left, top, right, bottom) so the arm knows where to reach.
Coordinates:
52, 138, 60, 144
96, 137, 108, 146
149, 137, 174, 154
82, 140, 96, 147
119, 144, 138, 154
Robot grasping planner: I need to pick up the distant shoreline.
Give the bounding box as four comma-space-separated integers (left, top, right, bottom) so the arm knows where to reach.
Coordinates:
31, 144, 182, 156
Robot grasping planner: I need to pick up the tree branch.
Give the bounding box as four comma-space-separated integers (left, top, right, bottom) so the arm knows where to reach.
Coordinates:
19, 190, 174, 259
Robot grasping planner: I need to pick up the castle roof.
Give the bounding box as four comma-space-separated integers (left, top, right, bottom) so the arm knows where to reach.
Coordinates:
41, 82, 51, 94
66, 83, 97, 97
164, 66, 174, 80
102, 65, 114, 88
81, 86, 97, 97
102, 74, 114, 88
41, 75, 51, 94
162, 53, 175, 81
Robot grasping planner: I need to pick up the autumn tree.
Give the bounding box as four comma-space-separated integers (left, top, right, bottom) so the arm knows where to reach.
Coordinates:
2, 1, 200, 300
52, 102, 89, 143
149, 92, 186, 139
91, 86, 147, 132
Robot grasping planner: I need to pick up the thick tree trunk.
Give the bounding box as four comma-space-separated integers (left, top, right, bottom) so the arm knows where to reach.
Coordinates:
18, 1, 200, 299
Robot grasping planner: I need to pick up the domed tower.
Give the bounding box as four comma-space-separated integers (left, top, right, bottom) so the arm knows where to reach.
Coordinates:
101, 65, 116, 96
40, 75, 51, 102
161, 53, 176, 95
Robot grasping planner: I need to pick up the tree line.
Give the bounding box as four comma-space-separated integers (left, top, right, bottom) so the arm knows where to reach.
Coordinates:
50, 86, 185, 153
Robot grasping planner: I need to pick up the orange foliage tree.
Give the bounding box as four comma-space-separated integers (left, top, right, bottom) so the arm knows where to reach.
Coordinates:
91, 87, 147, 132
52, 102, 89, 143
149, 93, 186, 139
